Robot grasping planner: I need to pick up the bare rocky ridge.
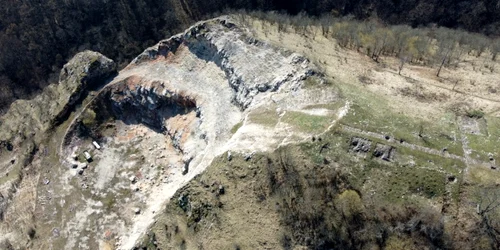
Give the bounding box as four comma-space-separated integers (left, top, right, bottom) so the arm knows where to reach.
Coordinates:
3, 13, 498, 250
0, 16, 341, 250
0, 51, 116, 146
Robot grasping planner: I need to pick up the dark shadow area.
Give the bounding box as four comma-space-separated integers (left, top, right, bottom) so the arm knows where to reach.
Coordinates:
84, 81, 197, 138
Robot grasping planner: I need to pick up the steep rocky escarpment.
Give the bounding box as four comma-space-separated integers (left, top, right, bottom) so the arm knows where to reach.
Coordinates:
96, 78, 197, 133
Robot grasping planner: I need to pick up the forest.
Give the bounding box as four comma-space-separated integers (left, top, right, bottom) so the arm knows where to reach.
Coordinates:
1, 0, 500, 113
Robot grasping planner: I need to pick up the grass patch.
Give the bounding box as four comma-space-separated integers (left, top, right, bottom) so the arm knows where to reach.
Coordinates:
316, 128, 464, 203
338, 83, 463, 156
466, 109, 485, 119
247, 109, 279, 127
302, 75, 324, 89
230, 121, 243, 134
303, 101, 345, 111
282, 111, 332, 133
466, 116, 500, 162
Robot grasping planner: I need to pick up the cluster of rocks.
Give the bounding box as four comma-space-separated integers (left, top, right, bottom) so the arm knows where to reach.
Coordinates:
350, 137, 372, 153
350, 137, 395, 161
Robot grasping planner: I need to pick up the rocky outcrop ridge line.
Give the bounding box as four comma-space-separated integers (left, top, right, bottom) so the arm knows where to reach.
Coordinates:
0, 51, 116, 148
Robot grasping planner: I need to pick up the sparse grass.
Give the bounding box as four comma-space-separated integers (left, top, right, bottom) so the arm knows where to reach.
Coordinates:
314, 128, 464, 203
282, 111, 332, 133
0, 164, 21, 186
339, 82, 463, 156
466, 109, 485, 119
468, 166, 500, 186
466, 116, 500, 162
303, 101, 345, 111
230, 121, 243, 134
302, 75, 323, 89
247, 109, 279, 127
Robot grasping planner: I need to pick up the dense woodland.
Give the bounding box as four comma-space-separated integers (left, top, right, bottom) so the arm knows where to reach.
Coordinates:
1, 0, 500, 113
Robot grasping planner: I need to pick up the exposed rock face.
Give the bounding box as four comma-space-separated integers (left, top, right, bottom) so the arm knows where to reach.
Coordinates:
130, 18, 316, 110
0, 51, 116, 147
51, 17, 330, 250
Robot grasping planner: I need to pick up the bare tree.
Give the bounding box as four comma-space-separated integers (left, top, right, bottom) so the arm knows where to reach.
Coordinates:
398, 55, 408, 75
475, 186, 500, 250
434, 29, 459, 77
491, 39, 500, 61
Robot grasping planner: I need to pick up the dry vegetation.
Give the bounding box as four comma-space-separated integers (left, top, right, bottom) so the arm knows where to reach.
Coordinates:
135, 13, 500, 250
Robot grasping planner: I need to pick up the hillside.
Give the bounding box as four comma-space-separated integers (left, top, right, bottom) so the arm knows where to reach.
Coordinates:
0, 15, 499, 250
1, 0, 500, 113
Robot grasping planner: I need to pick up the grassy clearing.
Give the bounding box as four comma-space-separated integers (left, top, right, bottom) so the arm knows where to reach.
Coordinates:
230, 121, 243, 134
338, 82, 463, 156
303, 101, 345, 111
307, 127, 465, 203
247, 109, 279, 127
466, 116, 500, 162
468, 166, 500, 186
282, 111, 332, 133
302, 75, 325, 89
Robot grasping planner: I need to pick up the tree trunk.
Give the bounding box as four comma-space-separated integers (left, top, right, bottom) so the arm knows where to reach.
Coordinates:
437, 57, 446, 77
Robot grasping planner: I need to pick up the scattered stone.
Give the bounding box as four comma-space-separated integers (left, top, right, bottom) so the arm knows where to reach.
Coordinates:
52, 228, 60, 238
134, 208, 141, 215
244, 152, 254, 161
218, 185, 225, 195
178, 194, 189, 212
447, 176, 456, 182
385, 135, 390, 140
81, 164, 88, 169
78, 169, 84, 175
81, 183, 88, 189
10, 159, 15, 164
227, 151, 232, 161
72, 164, 78, 169
129, 176, 137, 183
319, 143, 330, 153
323, 157, 330, 165
182, 158, 192, 175
43, 178, 50, 185
442, 148, 448, 153
350, 137, 372, 153
182, 165, 189, 175
373, 144, 395, 162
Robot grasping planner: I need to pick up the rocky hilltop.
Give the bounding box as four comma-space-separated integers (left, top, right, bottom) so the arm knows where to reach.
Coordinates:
1, 14, 499, 250
0, 16, 339, 249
